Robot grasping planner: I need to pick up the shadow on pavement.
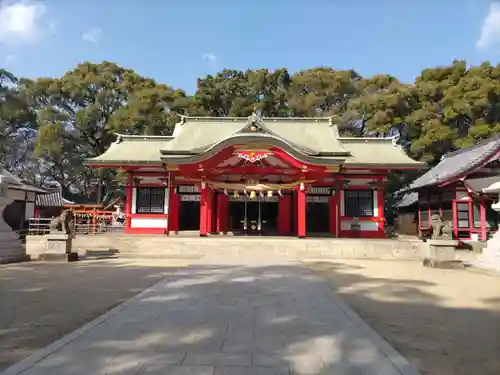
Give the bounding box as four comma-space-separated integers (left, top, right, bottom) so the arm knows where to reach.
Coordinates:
0, 259, 182, 371
2, 260, 499, 375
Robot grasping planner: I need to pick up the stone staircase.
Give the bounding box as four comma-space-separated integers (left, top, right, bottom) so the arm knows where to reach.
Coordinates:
27, 233, 424, 262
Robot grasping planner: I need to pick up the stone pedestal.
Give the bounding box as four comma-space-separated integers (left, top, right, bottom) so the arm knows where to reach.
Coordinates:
423, 239, 462, 269
0, 179, 26, 264
30, 233, 78, 262
475, 230, 500, 273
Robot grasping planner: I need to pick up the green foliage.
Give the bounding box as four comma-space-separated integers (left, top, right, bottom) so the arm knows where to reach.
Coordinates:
3, 59, 500, 200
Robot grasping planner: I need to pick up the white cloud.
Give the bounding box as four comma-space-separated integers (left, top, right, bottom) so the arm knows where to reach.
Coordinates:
0, 0, 47, 44
4, 54, 16, 65
477, 2, 500, 50
82, 27, 102, 44
48, 20, 57, 34
202, 53, 217, 66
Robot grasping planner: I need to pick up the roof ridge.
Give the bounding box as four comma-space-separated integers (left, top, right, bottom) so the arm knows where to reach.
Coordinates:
114, 133, 174, 140
339, 137, 396, 143
183, 115, 333, 122
442, 133, 500, 159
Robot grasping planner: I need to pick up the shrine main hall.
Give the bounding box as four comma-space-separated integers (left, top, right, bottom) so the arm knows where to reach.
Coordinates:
86, 114, 423, 238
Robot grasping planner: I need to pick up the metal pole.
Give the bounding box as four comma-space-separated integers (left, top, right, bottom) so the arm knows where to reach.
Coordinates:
244, 197, 248, 232
258, 198, 262, 233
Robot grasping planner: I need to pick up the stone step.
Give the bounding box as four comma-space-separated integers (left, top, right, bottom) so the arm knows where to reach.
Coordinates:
117, 253, 203, 259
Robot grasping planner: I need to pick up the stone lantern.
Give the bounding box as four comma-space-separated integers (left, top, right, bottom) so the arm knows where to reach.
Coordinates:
476, 181, 500, 273
0, 174, 25, 263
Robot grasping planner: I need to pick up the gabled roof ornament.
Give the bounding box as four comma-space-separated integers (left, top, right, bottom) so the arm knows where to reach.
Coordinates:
245, 108, 265, 133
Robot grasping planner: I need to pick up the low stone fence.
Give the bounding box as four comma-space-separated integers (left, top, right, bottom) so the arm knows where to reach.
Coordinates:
25, 234, 425, 262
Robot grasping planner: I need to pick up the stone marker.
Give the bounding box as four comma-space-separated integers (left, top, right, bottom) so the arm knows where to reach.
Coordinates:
0, 174, 26, 264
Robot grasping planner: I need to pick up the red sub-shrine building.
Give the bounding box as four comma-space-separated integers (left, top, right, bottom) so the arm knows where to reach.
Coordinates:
86, 114, 423, 238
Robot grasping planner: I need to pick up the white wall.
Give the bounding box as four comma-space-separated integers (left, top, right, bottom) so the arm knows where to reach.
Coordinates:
340, 220, 379, 231
130, 217, 168, 228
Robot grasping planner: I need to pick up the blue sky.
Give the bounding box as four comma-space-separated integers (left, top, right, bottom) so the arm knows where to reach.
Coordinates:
1, 0, 500, 93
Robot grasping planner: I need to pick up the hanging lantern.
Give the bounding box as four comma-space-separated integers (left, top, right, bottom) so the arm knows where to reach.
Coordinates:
233, 191, 239, 198
278, 189, 283, 197
224, 188, 228, 195
250, 190, 257, 199
267, 190, 273, 198
259, 191, 264, 198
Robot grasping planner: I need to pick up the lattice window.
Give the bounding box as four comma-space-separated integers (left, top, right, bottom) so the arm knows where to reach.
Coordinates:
344, 190, 374, 217
136, 188, 165, 214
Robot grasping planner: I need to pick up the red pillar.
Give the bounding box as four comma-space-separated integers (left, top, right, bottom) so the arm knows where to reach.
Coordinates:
125, 172, 133, 232
336, 176, 342, 238
480, 200, 487, 241
206, 188, 214, 234
199, 183, 208, 236
292, 192, 297, 235
297, 183, 306, 238
168, 185, 180, 233
377, 189, 385, 237
329, 194, 336, 236
277, 195, 291, 235
452, 200, 458, 239
216, 194, 229, 234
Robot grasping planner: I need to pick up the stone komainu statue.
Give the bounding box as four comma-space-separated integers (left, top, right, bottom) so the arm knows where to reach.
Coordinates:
430, 214, 452, 239
49, 209, 74, 234
430, 214, 442, 238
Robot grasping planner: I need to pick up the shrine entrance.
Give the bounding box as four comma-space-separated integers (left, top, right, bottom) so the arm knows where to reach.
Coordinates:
227, 198, 279, 235
306, 200, 330, 234
179, 201, 200, 231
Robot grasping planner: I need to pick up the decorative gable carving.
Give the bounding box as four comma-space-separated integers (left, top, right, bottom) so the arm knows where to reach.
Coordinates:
240, 110, 268, 134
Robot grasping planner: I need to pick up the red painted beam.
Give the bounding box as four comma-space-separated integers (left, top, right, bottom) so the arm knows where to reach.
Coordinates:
131, 172, 169, 177
175, 147, 236, 172
270, 148, 326, 171
208, 167, 300, 175
340, 174, 385, 180
86, 164, 164, 170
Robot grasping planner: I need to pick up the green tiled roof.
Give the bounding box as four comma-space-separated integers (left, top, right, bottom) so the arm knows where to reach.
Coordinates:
163, 116, 349, 156
88, 135, 174, 164
340, 138, 423, 167
86, 116, 424, 169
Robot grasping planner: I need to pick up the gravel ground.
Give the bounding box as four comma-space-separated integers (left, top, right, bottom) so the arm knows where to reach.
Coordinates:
0, 258, 189, 371
306, 259, 500, 375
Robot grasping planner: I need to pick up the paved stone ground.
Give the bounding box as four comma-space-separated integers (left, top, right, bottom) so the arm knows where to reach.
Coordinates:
307, 259, 500, 375
0, 259, 188, 371
2, 263, 419, 375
